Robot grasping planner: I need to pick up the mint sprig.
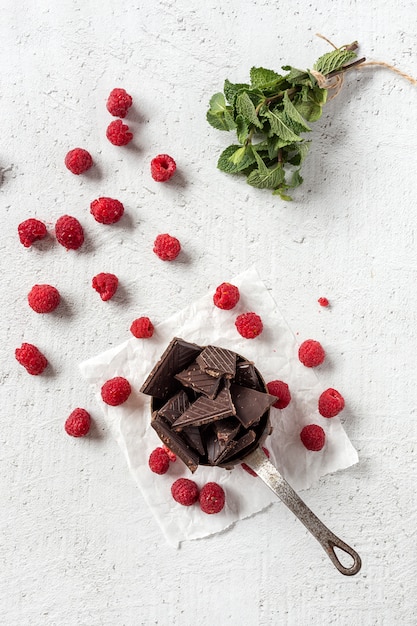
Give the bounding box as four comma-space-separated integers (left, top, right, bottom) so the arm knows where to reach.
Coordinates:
207, 42, 362, 199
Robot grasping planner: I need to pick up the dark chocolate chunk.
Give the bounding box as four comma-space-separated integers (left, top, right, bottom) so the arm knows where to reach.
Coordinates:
230, 383, 277, 428
151, 412, 200, 473
158, 390, 190, 424
234, 361, 263, 390
140, 338, 201, 399
174, 361, 222, 399
221, 429, 257, 462
206, 426, 238, 465
182, 426, 205, 456
213, 417, 241, 444
172, 385, 236, 430
196, 346, 237, 379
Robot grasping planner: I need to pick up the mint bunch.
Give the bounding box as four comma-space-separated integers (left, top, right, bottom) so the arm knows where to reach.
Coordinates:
207, 44, 360, 199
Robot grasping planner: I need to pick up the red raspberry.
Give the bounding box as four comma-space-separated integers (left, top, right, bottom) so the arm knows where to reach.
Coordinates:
235, 312, 263, 339
18, 218, 47, 247
148, 447, 170, 475
106, 119, 133, 146
65, 408, 91, 437
55, 215, 84, 250
318, 388, 345, 418
298, 339, 325, 367
150, 154, 176, 182
163, 444, 177, 462
90, 197, 124, 225
266, 380, 291, 409
199, 482, 225, 514
15, 343, 48, 375
241, 447, 270, 476
101, 376, 131, 406
300, 424, 326, 451
213, 282, 240, 310
106, 88, 133, 118
171, 478, 199, 505
92, 273, 119, 301
28, 284, 60, 314
318, 297, 329, 307
64, 148, 93, 175
130, 316, 154, 338
153, 234, 181, 261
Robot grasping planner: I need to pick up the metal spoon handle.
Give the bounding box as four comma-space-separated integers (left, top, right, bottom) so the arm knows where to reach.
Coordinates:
244, 447, 361, 576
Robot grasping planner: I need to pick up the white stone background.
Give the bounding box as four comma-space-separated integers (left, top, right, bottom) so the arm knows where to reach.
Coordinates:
1, 0, 417, 624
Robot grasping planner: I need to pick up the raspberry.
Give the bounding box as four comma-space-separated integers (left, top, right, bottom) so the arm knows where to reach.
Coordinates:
163, 445, 177, 462
55, 215, 84, 250
266, 380, 291, 409
65, 408, 91, 437
153, 234, 181, 261
15, 343, 48, 375
130, 316, 154, 338
90, 197, 124, 225
213, 282, 240, 310
92, 273, 119, 301
106, 88, 133, 118
241, 447, 270, 476
199, 482, 225, 514
101, 376, 131, 406
148, 447, 170, 475
64, 148, 93, 175
106, 119, 133, 146
318, 297, 329, 307
298, 339, 325, 367
171, 478, 199, 505
300, 424, 326, 451
318, 388, 345, 418
235, 312, 263, 339
28, 284, 60, 314
18, 218, 47, 248
150, 154, 176, 182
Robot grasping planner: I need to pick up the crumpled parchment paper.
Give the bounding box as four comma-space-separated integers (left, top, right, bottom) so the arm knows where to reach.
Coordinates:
79, 266, 358, 547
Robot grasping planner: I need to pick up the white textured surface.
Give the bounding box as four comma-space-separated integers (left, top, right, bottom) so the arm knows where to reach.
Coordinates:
1, 1, 417, 625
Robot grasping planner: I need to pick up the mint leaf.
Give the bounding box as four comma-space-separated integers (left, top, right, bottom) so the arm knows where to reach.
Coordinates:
263, 108, 302, 142
282, 91, 311, 133
272, 187, 293, 201
236, 115, 250, 144
217, 145, 256, 174
236, 92, 263, 128
208, 93, 228, 114
247, 163, 285, 189
206, 92, 236, 130
282, 66, 312, 86
313, 49, 357, 75
224, 79, 250, 105
250, 67, 282, 89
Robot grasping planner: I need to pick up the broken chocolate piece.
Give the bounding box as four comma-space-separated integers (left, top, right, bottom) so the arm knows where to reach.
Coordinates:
213, 417, 241, 444
172, 385, 236, 430
230, 383, 277, 428
158, 390, 190, 424
206, 426, 238, 465
234, 360, 263, 390
221, 429, 257, 462
151, 412, 199, 473
157, 390, 205, 455
196, 345, 237, 379
140, 338, 201, 400
175, 361, 222, 399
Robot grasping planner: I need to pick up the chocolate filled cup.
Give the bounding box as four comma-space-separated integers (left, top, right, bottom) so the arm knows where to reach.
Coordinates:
140, 337, 362, 576
140, 338, 276, 471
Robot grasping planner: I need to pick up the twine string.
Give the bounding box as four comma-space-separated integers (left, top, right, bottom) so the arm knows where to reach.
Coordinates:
313, 33, 417, 99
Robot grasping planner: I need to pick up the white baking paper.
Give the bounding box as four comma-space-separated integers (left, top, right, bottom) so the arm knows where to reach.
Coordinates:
79, 266, 358, 547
